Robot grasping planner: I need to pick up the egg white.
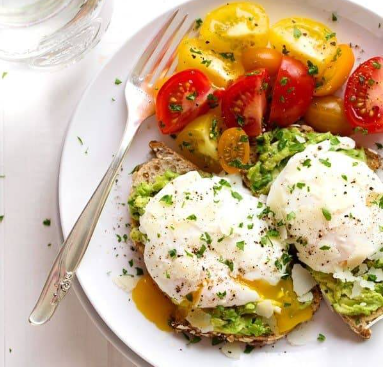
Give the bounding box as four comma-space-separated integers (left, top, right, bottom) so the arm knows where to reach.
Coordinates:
267, 138, 383, 274
140, 171, 288, 308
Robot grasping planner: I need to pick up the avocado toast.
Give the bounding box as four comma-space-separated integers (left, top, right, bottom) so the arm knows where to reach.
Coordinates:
128, 140, 322, 346
243, 125, 383, 339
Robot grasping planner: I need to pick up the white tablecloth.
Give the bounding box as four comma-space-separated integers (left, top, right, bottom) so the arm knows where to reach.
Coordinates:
0, 0, 381, 366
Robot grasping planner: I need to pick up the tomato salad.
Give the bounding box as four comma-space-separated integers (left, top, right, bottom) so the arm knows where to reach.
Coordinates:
154, 2, 383, 174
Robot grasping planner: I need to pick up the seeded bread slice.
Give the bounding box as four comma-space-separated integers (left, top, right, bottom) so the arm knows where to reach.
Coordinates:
129, 140, 322, 346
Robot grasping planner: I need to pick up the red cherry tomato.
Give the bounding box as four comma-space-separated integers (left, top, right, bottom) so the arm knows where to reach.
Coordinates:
269, 56, 314, 127
344, 56, 383, 134
221, 69, 270, 137
156, 69, 212, 134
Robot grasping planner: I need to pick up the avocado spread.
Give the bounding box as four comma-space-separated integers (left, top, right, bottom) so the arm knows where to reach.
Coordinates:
247, 127, 367, 195
312, 263, 383, 316
207, 303, 272, 336
128, 170, 179, 243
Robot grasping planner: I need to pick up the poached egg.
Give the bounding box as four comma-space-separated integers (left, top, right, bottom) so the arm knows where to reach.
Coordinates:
267, 137, 383, 274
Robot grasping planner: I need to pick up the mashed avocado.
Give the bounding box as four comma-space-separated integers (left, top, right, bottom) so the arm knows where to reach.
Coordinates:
312, 268, 383, 316
207, 303, 272, 336
128, 170, 179, 221
247, 127, 367, 195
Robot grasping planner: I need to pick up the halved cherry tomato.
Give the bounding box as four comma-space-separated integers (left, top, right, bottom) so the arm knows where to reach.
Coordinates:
269, 56, 314, 127
304, 96, 352, 135
156, 69, 212, 134
177, 38, 244, 88
270, 17, 338, 77
199, 2, 269, 52
221, 69, 270, 136
218, 128, 250, 174
344, 56, 383, 134
242, 47, 282, 76
314, 44, 355, 96
176, 112, 222, 173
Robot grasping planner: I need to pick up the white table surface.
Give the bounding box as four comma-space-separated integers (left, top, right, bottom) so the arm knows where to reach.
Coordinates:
0, 0, 381, 366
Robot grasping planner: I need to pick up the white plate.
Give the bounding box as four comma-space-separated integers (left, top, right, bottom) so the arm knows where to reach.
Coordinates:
59, 1, 383, 366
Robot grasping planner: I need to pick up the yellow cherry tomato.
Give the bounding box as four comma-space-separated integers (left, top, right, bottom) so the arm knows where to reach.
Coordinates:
177, 38, 244, 88
242, 47, 282, 75
218, 127, 250, 174
304, 96, 353, 135
176, 112, 222, 173
314, 44, 355, 96
270, 17, 338, 76
199, 2, 269, 53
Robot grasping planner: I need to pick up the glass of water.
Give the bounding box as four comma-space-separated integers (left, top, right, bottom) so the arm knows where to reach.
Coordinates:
0, 0, 113, 69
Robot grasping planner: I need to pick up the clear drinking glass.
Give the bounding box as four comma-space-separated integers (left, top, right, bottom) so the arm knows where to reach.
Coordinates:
0, 0, 113, 69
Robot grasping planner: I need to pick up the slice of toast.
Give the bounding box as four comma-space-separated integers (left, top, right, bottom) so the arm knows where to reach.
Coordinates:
129, 141, 322, 346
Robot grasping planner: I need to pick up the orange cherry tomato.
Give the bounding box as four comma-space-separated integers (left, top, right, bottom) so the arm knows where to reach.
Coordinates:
242, 47, 282, 76
218, 128, 250, 174
314, 44, 355, 96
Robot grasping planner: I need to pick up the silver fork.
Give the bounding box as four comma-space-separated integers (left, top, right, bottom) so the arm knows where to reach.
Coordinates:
29, 10, 193, 325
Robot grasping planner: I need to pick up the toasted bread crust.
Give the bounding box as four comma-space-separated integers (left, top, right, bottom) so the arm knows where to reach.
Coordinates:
129, 140, 322, 345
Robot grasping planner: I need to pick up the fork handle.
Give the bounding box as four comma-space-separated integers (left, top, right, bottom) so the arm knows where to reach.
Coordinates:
29, 120, 139, 325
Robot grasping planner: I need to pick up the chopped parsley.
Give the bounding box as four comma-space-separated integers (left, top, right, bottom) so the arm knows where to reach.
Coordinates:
231, 191, 243, 201
77, 136, 84, 145
280, 76, 289, 85
160, 194, 173, 205
219, 179, 231, 187
185, 250, 194, 257
307, 60, 319, 75
169, 104, 183, 112
212, 337, 223, 346
244, 345, 255, 354
321, 208, 332, 221
168, 249, 177, 258
320, 245, 331, 250
217, 291, 227, 299
341, 174, 347, 181
325, 32, 336, 41
297, 182, 306, 189
186, 91, 197, 101
317, 333, 326, 342
319, 158, 331, 167
195, 18, 203, 29
196, 244, 207, 258
201, 59, 212, 67
43, 219, 51, 226
287, 212, 296, 221
293, 26, 302, 39
372, 61, 381, 69
236, 241, 245, 251
368, 274, 377, 282
200, 232, 212, 244
302, 158, 312, 168
2, 72, 7, 79
190, 47, 202, 55
136, 267, 144, 276
129, 259, 134, 267
219, 52, 235, 62
186, 214, 197, 221
219, 257, 234, 271
240, 134, 249, 142
332, 13, 338, 21
114, 78, 122, 85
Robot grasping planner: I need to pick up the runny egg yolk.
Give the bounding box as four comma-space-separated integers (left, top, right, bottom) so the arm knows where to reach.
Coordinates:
132, 275, 176, 331
239, 278, 313, 333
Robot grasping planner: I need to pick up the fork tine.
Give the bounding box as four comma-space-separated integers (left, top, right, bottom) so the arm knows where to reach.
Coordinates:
131, 9, 179, 78
154, 20, 195, 82
142, 13, 189, 81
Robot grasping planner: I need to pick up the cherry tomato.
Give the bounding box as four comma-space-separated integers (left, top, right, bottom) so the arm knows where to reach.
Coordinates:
270, 17, 338, 77
242, 47, 282, 76
176, 112, 222, 173
269, 56, 314, 127
304, 96, 353, 135
344, 56, 383, 134
314, 44, 355, 96
156, 69, 212, 134
199, 2, 269, 52
218, 128, 250, 174
177, 38, 244, 88
221, 69, 270, 136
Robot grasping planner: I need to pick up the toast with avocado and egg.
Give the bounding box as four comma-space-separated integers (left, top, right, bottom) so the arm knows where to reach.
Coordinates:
244, 126, 383, 339
128, 141, 321, 347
